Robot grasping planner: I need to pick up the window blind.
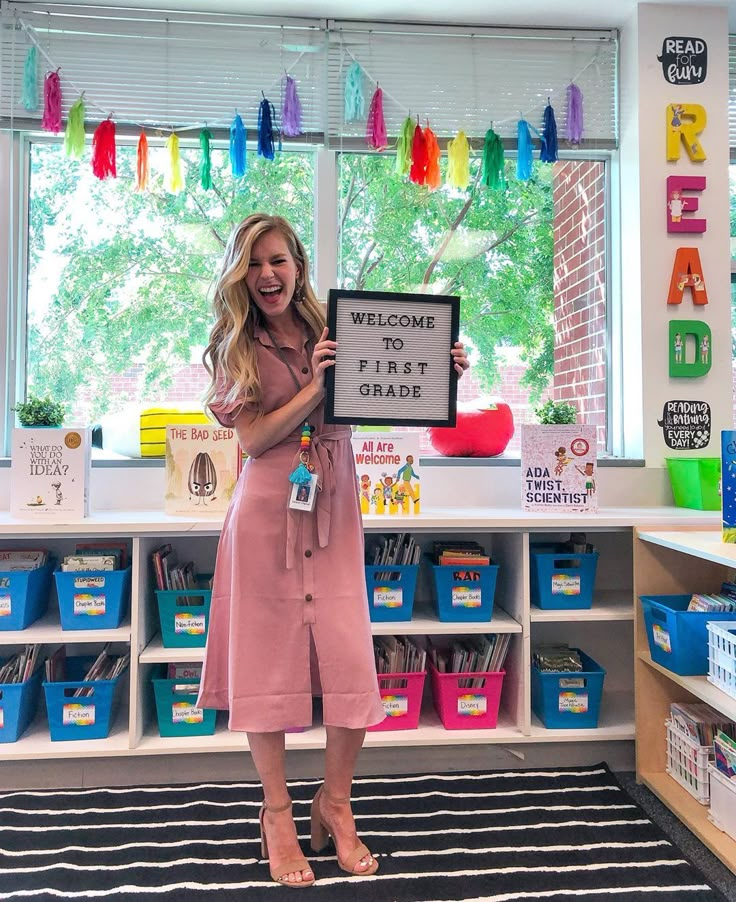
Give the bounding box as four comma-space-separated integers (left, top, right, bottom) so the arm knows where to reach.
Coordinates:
729, 34, 736, 156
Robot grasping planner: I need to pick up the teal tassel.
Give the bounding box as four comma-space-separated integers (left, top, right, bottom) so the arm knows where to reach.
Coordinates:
516, 120, 533, 181
481, 128, 506, 190
344, 62, 364, 122
289, 462, 313, 485
22, 46, 37, 111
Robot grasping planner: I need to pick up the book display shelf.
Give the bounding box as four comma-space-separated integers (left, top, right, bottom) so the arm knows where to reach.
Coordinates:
0, 508, 713, 766
635, 527, 736, 875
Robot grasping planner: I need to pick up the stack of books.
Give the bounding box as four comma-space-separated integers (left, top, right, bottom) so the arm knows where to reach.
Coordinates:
373, 636, 426, 677
686, 582, 736, 612
0, 645, 40, 684
433, 541, 491, 566
369, 534, 421, 580
533, 644, 584, 672
429, 634, 510, 687
670, 701, 736, 745
0, 549, 49, 571
60, 542, 128, 573
152, 544, 207, 593
45, 644, 130, 697
714, 732, 736, 778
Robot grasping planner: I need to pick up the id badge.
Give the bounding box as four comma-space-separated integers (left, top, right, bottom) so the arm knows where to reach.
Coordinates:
289, 474, 319, 512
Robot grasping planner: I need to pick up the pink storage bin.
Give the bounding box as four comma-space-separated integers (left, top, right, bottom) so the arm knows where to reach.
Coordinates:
367, 671, 426, 732
429, 661, 505, 730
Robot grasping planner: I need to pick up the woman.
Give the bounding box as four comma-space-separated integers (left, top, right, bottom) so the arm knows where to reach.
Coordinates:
198, 213, 469, 888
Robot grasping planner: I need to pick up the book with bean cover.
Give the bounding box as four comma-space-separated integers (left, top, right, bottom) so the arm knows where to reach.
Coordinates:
165, 424, 242, 517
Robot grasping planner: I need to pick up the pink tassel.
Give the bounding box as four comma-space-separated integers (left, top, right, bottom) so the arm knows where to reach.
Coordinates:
41, 69, 62, 134
365, 87, 387, 151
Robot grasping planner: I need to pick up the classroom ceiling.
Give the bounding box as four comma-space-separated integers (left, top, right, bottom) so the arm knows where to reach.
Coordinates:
33, 0, 736, 30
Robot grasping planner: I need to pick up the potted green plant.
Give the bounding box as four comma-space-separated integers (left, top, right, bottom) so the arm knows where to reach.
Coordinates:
12, 394, 67, 427
534, 399, 578, 425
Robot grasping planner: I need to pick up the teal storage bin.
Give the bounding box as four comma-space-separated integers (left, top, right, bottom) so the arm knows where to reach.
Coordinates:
0, 562, 55, 630
431, 564, 498, 622
43, 655, 126, 741
156, 582, 212, 648
365, 564, 419, 622
152, 674, 216, 737
0, 665, 42, 743
55, 567, 131, 630
530, 544, 599, 610
640, 594, 736, 676
531, 650, 606, 729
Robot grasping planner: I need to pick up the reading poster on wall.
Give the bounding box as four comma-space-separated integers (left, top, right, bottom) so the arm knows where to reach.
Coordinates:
324, 289, 460, 427
521, 425, 598, 513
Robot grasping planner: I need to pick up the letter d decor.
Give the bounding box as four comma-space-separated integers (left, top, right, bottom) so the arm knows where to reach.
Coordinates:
669, 320, 712, 377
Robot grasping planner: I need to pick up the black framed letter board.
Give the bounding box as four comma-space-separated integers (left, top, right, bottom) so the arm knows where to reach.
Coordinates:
324, 289, 460, 427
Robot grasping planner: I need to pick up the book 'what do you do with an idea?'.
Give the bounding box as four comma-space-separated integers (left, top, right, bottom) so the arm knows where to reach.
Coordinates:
11, 428, 91, 520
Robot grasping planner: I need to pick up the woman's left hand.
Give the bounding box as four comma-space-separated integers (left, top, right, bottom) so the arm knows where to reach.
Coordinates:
452, 342, 470, 378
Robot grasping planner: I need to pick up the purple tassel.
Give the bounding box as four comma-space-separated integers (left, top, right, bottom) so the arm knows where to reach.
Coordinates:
282, 75, 303, 138
41, 69, 62, 134
566, 83, 584, 145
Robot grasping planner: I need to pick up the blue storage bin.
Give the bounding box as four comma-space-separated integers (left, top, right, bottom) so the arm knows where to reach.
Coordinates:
156, 582, 212, 648
431, 564, 499, 622
530, 544, 599, 610
364, 564, 419, 622
531, 649, 606, 729
55, 567, 131, 630
0, 665, 42, 743
640, 594, 736, 676
152, 674, 216, 738
0, 562, 54, 630
43, 655, 126, 741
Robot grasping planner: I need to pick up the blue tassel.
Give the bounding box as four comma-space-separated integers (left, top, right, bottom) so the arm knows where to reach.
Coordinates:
257, 95, 277, 160
540, 100, 558, 162
516, 120, 534, 180
22, 46, 37, 111
289, 462, 313, 485
230, 113, 247, 177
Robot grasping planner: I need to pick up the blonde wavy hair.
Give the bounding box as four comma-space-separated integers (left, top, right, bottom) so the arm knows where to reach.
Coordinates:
202, 214, 326, 418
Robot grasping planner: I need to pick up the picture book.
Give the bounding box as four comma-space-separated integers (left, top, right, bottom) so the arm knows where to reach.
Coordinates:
722, 430, 736, 542
10, 428, 91, 520
520, 424, 598, 513
165, 424, 242, 517
352, 431, 422, 516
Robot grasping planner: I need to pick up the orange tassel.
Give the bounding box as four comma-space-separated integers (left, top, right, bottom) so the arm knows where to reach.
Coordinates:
424, 124, 441, 189
409, 122, 428, 185
135, 130, 149, 191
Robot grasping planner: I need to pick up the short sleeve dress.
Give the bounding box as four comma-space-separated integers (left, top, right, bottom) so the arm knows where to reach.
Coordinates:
197, 324, 385, 732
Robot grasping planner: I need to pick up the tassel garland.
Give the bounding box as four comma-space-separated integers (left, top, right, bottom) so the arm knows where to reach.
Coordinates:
64, 95, 85, 160
365, 87, 387, 151
135, 131, 149, 191
424, 124, 441, 190
395, 116, 414, 177
165, 133, 184, 194
41, 69, 62, 134
199, 129, 213, 191
540, 100, 558, 162
409, 122, 428, 185
344, 62, 365, 122
257, 96, 277, 160
22, 46, 38, 111
566, 84, 584, 145
481, 128, 505, 190
91, 118, 116, 180
516, 120, 534, 181
282, 75, 303, 137
230, 113, 247, 177
446, 130, 470, 189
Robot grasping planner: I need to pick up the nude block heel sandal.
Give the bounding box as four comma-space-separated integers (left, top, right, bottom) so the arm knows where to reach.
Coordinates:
259, 800, 315, 888
309, 785, 379, 876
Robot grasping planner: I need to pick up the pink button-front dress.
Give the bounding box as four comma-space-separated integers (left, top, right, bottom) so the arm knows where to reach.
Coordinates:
197, 324, 385, 732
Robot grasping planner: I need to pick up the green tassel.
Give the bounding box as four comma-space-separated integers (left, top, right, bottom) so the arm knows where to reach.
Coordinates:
199, 129, 213, 191
481, 128, 506, 190
22, 46, 37, 111
64, 96, 86, 160
395, 116, 415, 177
289, 462, 312, 485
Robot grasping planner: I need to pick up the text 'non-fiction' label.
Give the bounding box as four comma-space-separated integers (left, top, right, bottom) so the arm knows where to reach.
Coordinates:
175, 612, 206, 635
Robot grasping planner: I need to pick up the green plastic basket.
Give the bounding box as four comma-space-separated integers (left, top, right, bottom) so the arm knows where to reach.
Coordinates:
665, 457, 721, 510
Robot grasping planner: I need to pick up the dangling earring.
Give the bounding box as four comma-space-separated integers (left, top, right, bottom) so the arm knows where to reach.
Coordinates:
294, 282, 305, 303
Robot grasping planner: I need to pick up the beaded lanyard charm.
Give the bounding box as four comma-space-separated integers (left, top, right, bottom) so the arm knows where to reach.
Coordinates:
289, 422, 314, 487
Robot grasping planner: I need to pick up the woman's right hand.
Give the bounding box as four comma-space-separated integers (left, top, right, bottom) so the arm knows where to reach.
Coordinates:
310, 327, 337, 392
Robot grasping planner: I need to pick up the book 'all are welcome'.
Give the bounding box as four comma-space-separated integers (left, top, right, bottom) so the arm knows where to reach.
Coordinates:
165, 424, 242, 517
521, 424, 598, 513
10, 428, 91, 520
351, 431, 422, 515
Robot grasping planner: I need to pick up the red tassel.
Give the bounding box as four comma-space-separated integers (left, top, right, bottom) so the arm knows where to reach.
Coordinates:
365, 87, 387, 151
409, 122, 428, 185
424, 124, 441, 189
92, 119, 117, 180
135, 130, 149, 191
41, 69, 62, 134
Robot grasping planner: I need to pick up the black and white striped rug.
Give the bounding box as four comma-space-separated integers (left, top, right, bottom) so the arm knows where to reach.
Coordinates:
0, 763, 724, 901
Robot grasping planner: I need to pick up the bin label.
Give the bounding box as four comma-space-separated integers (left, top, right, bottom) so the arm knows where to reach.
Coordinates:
74, 576, 106, 589
63, 703, 96, 726
452, 586, 482, 607
551, 574, 581, 595
73, 593, 106, 616
175, 612, 206, 635
559, 677, 586, 688
558, 691, 588, 713
382, 694, 408, 717
458, 694, 487, 716
374, 587, 403, 608
652, 623, 672, 653
0, 594, 11, 616
171, 702, 204, 724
